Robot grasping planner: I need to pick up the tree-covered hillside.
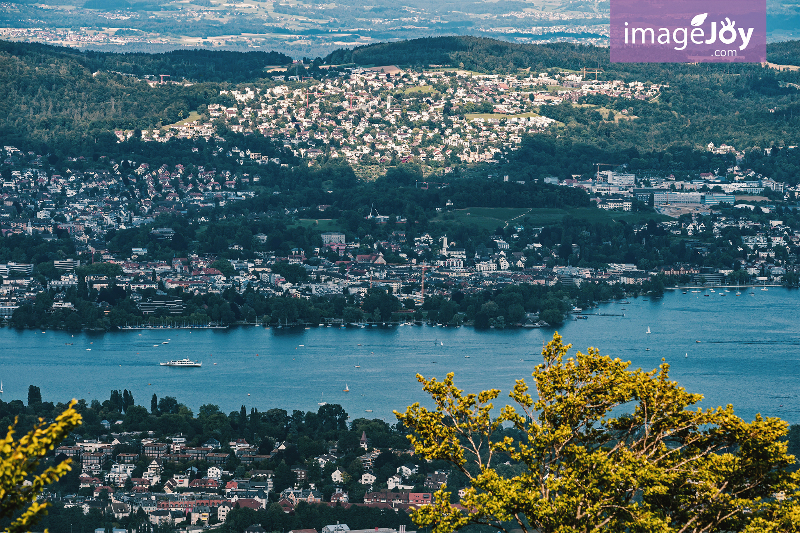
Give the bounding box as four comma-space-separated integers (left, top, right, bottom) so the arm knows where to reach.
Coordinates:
324, 35, 800, 71
3, 37, 800, 163
324, 36, 608, 72
0, 41, 291, 81
0, 41, 293, 155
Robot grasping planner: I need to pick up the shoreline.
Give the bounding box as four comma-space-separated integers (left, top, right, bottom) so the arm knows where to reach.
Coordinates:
4, 284, 795, 333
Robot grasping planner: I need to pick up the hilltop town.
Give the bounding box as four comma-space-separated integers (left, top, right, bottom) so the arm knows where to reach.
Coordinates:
134, 67, 655, 167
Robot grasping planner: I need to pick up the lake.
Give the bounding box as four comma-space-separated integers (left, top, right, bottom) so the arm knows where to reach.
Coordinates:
2, 287, 799, 424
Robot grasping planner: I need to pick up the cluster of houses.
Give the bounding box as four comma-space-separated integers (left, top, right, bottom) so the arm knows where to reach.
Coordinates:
565, 167, 787, 216
53, 431, 436, 529
130, 67, 661, 167
1, 214, 798, 322
2, 131, 799, 321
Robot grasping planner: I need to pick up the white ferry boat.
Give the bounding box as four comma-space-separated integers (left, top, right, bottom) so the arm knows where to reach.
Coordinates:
160, 358, 202, 367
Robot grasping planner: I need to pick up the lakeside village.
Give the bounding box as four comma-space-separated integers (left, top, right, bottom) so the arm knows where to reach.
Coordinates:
1, 67, 799, 327
0, 150, 794, 330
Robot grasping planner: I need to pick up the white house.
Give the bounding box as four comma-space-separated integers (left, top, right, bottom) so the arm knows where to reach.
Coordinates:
397, 464, 418, 478
387, 475, 413, 490
207, 466, 222, 481
322, 524, 351, 533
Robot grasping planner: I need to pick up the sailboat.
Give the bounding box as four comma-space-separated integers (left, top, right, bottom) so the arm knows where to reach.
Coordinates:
0, 381, 3, 394
343, 384, 350, 392
646, 327, 651, 334
318, 393, 327, 406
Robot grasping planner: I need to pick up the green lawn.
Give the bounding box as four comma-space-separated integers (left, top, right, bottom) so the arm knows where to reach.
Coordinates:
291, 208, 666, 235
403, 85, 437, 94
162, 111, 201, 130
569, 208, 670, 224
291, 219, 344, 232
465, 112, 543, 120
435, 207, 669, 230
435, 207, 538, 231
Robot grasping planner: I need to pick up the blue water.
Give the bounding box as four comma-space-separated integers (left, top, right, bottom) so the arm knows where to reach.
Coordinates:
1, 287, 799, 424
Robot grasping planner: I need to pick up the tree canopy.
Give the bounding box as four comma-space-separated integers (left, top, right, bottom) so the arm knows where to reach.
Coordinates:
0, 400, 82, 533
395, 333, 800, 533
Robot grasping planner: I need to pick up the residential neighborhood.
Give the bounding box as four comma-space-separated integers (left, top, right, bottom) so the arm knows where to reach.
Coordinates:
45, 420, 434, 533
131, 67, 661, 168
2, 118, 799, 328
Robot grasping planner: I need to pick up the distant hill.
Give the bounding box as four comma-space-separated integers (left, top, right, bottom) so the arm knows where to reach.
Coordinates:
765, 40, 800, 66
4, 36, 800, 160
324, 35, 800, 71
323, 36, 608, 72
0, 41, 292, 83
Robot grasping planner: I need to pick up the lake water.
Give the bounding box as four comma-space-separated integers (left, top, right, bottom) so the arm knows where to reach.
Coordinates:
2, 287, 800, 424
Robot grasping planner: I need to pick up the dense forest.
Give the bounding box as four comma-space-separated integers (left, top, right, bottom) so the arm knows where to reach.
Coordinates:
0, 41, 291, 156
324, 37, 608, 73
324, 35, 800, 72
0, 41, 292, 81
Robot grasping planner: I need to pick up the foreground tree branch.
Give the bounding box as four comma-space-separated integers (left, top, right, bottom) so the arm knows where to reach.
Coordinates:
0, 400, 83, 533
396, 332, 800, 533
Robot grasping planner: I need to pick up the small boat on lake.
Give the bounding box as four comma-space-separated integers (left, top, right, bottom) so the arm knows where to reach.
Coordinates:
160, 358, 201, 367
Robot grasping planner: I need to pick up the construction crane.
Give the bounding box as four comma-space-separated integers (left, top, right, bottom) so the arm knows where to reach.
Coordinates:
305, 86, 325, 109
581, 67, 603, 81
159, 74, 170, 84
420, 262, 427, 302
595, 163, 616, 182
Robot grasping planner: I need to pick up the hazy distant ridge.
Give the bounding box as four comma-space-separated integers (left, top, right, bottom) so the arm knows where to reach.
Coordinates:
324, 35, 800, 71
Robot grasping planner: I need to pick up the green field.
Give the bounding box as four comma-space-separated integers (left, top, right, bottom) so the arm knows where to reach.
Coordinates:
434, 207, 669, 230
163, 111, 201, 130
291, 219, 345, 232
573, 103, 637, 123
292, 208, 666, 235
465, 112, 543, 120
403, 85, 437, 94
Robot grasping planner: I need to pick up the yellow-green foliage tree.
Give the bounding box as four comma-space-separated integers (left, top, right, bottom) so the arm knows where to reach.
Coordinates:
0, 400, 82, 533
396, 333, 800, 533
